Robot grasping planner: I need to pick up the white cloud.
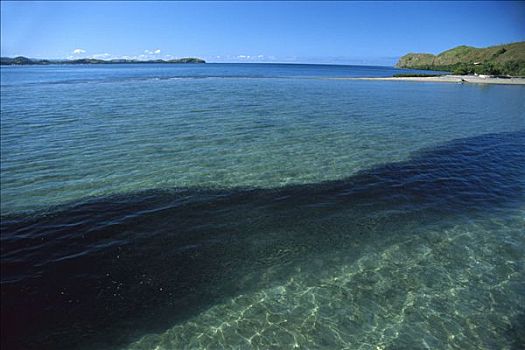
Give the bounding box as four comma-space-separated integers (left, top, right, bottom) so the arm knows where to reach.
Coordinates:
91, 53, 112, 59
144, 49, 161, 55
235, 54, 267, 61
63, 51, 182, 61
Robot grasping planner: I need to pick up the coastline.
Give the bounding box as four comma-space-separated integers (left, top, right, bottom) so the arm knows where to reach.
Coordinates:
332, 75, 525, 85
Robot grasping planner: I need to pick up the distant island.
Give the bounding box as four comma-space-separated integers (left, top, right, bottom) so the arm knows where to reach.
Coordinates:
0, 56, 206, 65
396, 41, 525, 76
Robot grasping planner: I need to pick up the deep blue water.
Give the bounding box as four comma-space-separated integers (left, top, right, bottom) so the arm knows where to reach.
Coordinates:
1, 64, 524, 350
0, 63, 447, 87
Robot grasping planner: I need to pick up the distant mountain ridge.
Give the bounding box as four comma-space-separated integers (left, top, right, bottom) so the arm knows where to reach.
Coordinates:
0, 56, 206, 65
396, 42, 525, 76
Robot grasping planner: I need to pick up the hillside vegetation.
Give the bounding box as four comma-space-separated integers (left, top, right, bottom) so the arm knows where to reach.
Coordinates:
396, 42, 525, 76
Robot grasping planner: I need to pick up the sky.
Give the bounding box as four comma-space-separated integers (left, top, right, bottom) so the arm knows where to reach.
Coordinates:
1, 1, 524, 65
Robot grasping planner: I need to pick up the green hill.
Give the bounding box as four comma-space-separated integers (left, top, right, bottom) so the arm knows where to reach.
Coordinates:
396, 42, 525, 76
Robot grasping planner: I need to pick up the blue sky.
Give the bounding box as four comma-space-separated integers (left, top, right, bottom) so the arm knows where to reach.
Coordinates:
1, 1, 524, 65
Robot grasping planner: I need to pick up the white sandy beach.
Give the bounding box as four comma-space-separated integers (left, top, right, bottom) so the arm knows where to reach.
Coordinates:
334, 75, 525, 85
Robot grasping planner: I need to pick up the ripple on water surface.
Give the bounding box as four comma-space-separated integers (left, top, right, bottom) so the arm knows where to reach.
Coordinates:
1, 65, 524, 350
1, 67, 525, 214
124, 211, 525, 350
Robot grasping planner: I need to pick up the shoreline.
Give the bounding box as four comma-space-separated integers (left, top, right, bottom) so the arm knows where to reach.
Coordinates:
332, 75, 525, 85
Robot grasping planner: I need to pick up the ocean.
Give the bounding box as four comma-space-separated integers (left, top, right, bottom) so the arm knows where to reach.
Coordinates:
1, 63, 524, 349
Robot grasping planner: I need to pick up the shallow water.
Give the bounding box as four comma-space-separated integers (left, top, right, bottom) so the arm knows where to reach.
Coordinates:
1, 64, 524, 350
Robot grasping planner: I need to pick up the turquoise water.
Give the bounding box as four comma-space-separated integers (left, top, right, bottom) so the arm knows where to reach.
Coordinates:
0, 64, 520, 214
1, 64, 524, 349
